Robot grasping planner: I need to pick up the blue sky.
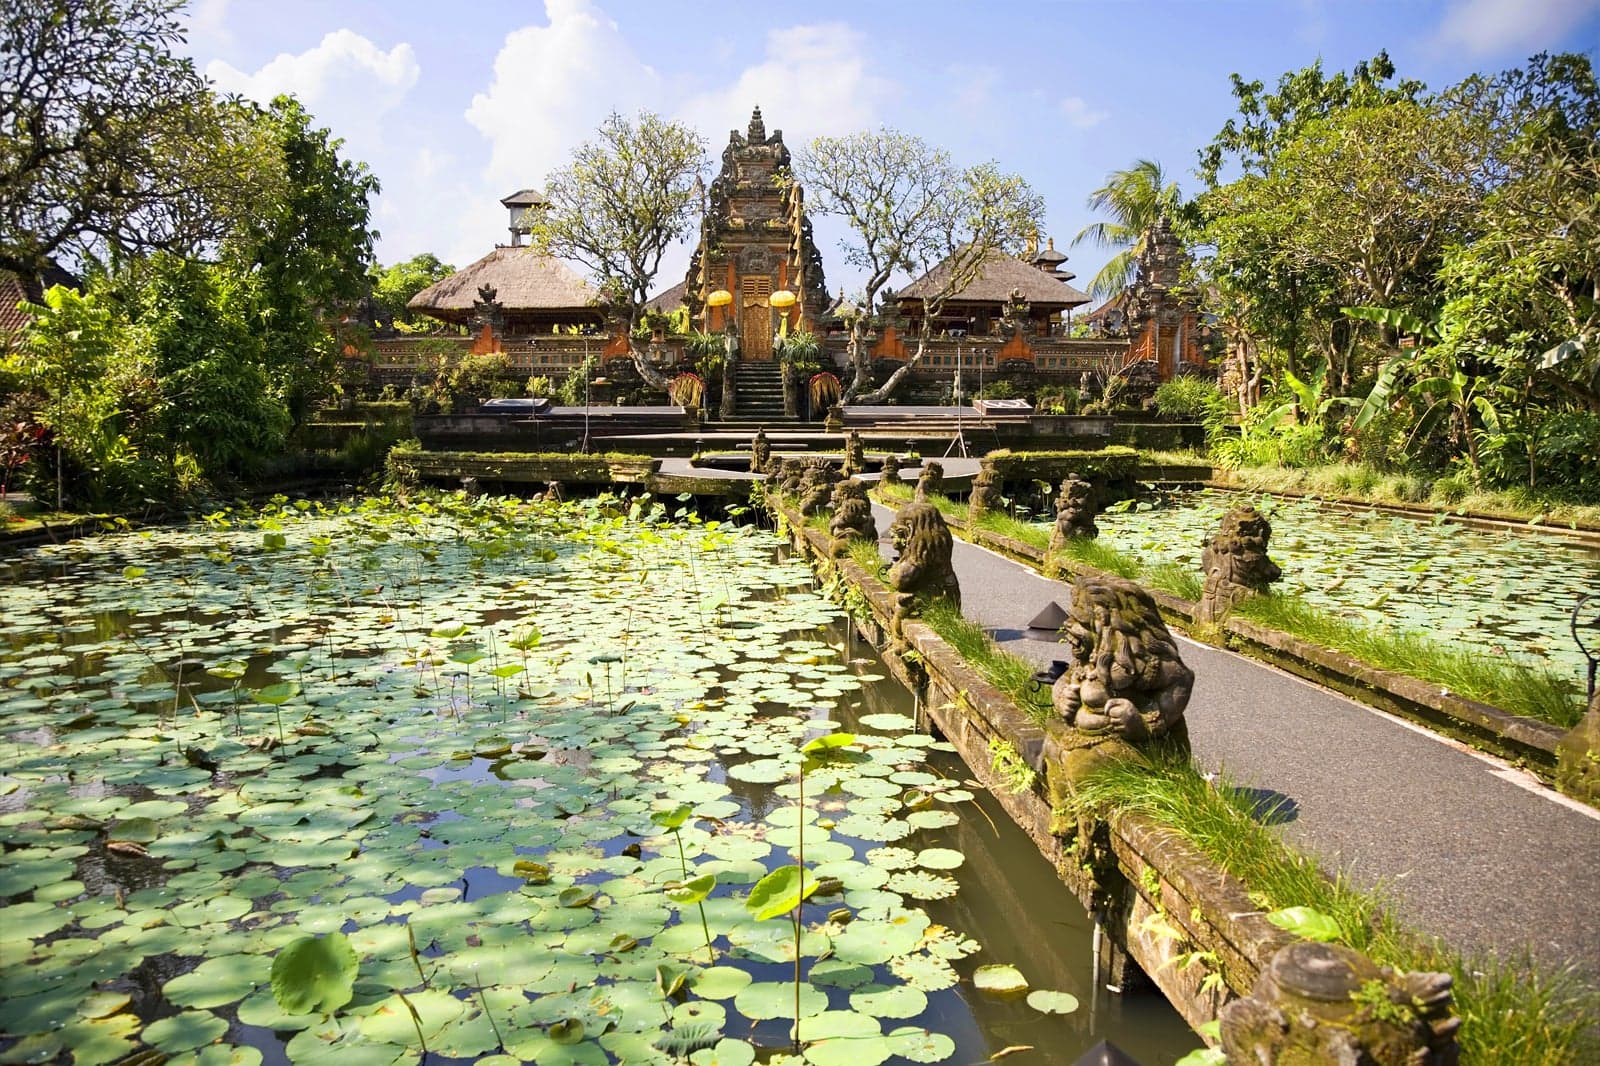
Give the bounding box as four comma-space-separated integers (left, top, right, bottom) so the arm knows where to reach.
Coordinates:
187, 0, 1600, 299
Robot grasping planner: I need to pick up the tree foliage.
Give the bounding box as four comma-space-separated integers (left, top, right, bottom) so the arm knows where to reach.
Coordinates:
370, 253, 456, 327
0, 0, 277, 277
532, 111, 707, 388
797, 130, 1044, 402
1072, 159, 1183, 301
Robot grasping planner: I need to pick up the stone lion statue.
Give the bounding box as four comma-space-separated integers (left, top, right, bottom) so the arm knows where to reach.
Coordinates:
843, 430, 866, 476
798, 461, 840, 516
968, 463, 1001, 523
887, 501, 960, 632
828, 479, 877, 556
914, 461, 944, 500
750, 429, 772, 474
1045, 573, 1194, 838
880, 455, 903, 488
1052, 573, 1192, 740
776, 458, 807, 498
1048, 474, 1099, 548
1197, 505, 1282, 622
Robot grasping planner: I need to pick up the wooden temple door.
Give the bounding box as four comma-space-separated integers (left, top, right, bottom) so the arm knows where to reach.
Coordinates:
740, 278, 772, 361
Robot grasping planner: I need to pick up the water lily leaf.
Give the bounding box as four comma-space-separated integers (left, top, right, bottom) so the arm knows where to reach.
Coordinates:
885, 871, 958, 901
269, 932, 357, 1015
141, 1010, 228, 1053
250, 682, 300, 706
850, 984, 928, 1019
1025, 990, 1079, 1015
358, 989, 463, 1045
665, 873, 716, 905
688, 966, 751, 1000
549, 1018, 585, 1045
732, 981, 827, 1021
973, 964, 1029, 995
163, 954, 260, 1009
558, 887, 597, 908
689, 1038, 755, 1066
885, 1026, 956, 1063
1264, 906, 1343, 943
914, 848, 964, 871
745, 865, 816, 921
650, 804, 694, 830
888, 954, 958, 992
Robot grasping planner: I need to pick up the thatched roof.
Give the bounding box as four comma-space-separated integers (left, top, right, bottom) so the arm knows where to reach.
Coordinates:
408, 247, 598, 316
898, 251, 1091, 309
645, 279, 687, 313
500, 188, 546, 208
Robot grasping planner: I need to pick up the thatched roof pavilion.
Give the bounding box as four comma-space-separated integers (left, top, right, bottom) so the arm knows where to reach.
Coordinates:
407, 246, 603, 333
896, 248, 1091, 336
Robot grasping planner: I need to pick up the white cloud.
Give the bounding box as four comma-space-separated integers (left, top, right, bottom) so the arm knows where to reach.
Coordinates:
206, 30, 419, 157
1435, 0, 1600, 55
464, 0, 661, 194
1059, 96, 1109, 130
185, 0, 233, 52
677, 23, 897, 152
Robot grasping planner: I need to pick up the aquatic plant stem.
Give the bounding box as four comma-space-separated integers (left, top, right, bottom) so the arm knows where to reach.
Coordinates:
794, 757, 804, 1050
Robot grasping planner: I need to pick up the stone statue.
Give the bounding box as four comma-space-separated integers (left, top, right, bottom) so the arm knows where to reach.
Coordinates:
968, 462, 1001, 523
1051, 573, 1192, 741
828, 479, 877, 557
914, 461, 944, 501
1220, 942, 1459, 1066
477, 284, 498, 305
798, 461, 840, 516
880, 455, 903, 488
1048, 475, 1100, 549
1556, 688, 1600, 806
1197, 505, 1282, 623
1044, 573, 1194, 839
843, 430, 866, 476
887, 501, 960, 632
777, 458, 807, 498
750, 429, 772, 475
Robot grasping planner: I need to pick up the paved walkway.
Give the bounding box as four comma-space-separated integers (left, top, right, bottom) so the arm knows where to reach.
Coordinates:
866, 499, 1600, 984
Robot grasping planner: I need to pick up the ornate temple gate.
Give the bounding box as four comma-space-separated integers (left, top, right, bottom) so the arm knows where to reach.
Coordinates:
740, 277, 772, 361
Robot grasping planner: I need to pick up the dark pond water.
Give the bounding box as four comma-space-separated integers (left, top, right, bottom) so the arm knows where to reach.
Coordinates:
0, 497, 1196, 1066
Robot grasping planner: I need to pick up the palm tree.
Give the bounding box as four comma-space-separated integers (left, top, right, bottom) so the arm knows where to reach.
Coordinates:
1072, 159, 1183, 302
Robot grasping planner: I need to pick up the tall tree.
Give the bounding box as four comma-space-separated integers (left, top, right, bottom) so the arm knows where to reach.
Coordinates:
1071, 159, 1182, 302
370, 253, 456, 327
0, 0, 275, 277
797, 130, 1043, 402
226, 95, 379, 422
531, 111, 708, 389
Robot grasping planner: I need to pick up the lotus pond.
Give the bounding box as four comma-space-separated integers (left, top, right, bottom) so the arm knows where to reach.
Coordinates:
0, 495, 1193, 1066
1082, 489, 1600, 683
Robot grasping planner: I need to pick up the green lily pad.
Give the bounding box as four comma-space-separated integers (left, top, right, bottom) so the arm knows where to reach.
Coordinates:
973, 964, 1029, 995
141, 1011, 229, 1053
1026, 989, 1080, 1015
270, 932, 358, 1015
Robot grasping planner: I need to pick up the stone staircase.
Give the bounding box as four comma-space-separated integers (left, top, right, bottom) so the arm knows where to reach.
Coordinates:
731, 361, 792, 421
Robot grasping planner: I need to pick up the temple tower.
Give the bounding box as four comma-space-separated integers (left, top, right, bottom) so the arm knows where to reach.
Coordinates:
683, 107, 830, 361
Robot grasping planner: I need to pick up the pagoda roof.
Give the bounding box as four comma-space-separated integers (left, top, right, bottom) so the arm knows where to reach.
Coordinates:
500, 188, 547, 208
645, 279, 688, 313
898, 251, 1091, 309
408, 247, 598, 316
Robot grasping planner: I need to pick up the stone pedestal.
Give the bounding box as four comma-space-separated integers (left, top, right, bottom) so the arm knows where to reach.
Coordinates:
1220, 942, 1459, 1065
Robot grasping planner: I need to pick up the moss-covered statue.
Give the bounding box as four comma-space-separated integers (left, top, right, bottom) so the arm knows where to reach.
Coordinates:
880, 455, 903, 488
798, 461, 840, 517
843, 430, 866, 476
750, 429, 772, 475
887, 501, 960, 633
1220, 942, 1459, 1065
1048, 474, 1099, 549
914, 461, 944, 501
968, 462, 1001, 523
1556, 688, 1600, 806
1197, 505, 1282, 622
777, 458, 807, 498
828, 479, 877, 556
1045, 573, 1193, 835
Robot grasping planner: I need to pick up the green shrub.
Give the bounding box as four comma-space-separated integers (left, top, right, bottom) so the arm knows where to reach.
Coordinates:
1153, 377, 1225, 421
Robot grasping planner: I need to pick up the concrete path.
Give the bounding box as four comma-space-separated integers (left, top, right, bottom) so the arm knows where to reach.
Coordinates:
866, 499, 1600, 985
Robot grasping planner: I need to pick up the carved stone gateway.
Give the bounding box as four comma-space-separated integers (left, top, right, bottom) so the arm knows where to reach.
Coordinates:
1048, 474, 1100, 548
828, 479, 877, 556
887, 501, 960, 633
1220, 941, 1459, 1065
1197, 505, 1283, 623
915, 461, 944, 501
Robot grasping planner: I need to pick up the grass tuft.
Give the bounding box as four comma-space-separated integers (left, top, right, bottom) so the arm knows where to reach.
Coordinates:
1233, 593, 1583, 727
922, 600, 1056, 723
1067, 752, 1599, 1066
